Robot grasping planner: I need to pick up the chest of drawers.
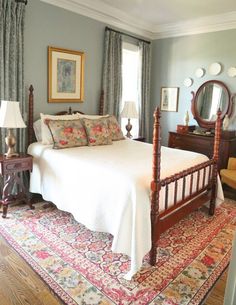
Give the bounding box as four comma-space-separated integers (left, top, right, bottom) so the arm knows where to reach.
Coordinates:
168, 131, 236, 171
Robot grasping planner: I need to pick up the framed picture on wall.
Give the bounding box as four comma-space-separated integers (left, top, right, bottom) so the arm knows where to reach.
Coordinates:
48, 46, 84, 103
160, 87, 179, 112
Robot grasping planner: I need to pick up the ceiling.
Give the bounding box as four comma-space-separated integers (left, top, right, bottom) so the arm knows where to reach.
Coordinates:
41, 0, 236, 39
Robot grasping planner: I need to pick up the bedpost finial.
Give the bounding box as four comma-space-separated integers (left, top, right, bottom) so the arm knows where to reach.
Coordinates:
216, 108, 222, 127
217, 108, 222, 118
29, 84, 34, 93
154, 107, 161, 120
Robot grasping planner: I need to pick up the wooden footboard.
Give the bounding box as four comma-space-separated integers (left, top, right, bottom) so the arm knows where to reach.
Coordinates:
150, 107, 222, 265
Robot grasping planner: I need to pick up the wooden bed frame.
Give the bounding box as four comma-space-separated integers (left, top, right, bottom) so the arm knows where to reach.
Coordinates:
27, 85, 221, 266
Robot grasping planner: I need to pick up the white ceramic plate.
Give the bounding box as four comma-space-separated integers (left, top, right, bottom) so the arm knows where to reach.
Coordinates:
227, 67, 236, 77
183, 77, 193, 87
195, 68, 205, 78
209, 62, 222, 75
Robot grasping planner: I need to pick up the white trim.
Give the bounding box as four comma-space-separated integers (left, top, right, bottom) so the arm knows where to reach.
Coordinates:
152, 11, 236, 39
40, 0, 236, 40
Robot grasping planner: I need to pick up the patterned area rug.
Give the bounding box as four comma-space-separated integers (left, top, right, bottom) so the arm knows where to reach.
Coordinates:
0, 200, 236, 305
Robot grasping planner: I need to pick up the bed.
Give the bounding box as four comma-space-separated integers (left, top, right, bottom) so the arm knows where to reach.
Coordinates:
27, 85, 224, 280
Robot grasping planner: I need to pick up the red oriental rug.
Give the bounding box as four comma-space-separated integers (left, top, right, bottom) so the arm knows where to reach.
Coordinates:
0, 200, 235, 305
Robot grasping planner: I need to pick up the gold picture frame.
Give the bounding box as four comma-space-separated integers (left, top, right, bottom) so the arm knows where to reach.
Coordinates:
48, 46, 84, 103
160, 87, 179, 112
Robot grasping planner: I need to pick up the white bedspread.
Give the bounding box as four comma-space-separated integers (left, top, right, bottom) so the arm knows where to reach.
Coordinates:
28, 139, 224, 279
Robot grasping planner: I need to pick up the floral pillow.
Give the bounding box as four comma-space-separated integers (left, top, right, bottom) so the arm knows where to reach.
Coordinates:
107, 115, 125, 141
46, 119, 87, 149
82, 118, 112, 146
40, 113, 80, 145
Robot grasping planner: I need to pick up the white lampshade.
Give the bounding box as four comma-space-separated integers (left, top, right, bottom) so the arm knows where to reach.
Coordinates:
0, 100, 26, 128
120, 101, 138, 119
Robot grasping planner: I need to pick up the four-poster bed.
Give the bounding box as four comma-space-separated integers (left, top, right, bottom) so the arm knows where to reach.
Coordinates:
27, 85, 223, 279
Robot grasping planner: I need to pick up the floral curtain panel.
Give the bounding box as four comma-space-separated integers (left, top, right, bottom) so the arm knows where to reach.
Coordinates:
102, 29, 122, 119
0, 0, 26, 198
0, 0, 26, 155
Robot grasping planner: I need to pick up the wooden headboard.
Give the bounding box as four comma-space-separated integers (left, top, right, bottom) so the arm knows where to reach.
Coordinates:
27, 85, 105, 146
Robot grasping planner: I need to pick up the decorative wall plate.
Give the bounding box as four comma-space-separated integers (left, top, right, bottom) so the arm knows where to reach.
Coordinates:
209, 62, 222, 75
227, 67, 236, 77
183, 77, 193, 87
195, 68, 205, 78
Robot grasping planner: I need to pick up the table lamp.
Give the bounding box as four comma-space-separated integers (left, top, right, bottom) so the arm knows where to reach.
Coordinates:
0, 100, 26, 158
120, 101, 138, 138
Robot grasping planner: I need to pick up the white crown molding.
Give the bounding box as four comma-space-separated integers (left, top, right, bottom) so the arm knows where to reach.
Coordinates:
153, 11, 236, 39
40, 0, 236, 40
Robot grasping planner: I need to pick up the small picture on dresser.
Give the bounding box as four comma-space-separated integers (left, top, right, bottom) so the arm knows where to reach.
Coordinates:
160, 87, 179, 112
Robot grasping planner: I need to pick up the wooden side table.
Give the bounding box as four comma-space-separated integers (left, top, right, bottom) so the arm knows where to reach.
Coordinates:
0, 154, 34, 218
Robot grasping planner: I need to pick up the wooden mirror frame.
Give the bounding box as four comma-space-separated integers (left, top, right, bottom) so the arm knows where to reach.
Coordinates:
191, 80, 232, 129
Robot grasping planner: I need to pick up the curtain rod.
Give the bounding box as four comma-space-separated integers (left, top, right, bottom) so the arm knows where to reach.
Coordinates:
15, 0, 28, 4
105, 26, 151, 44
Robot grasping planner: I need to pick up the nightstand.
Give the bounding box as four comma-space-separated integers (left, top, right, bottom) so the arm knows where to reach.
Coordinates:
132, 136, 145, 142
0, 154, 34, 218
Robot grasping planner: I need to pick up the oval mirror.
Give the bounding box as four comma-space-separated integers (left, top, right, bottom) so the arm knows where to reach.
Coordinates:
191, 80, 232, 128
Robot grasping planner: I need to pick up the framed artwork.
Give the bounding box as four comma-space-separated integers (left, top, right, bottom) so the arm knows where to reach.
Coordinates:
48, 46, 84, 103
160, 87, 179, 112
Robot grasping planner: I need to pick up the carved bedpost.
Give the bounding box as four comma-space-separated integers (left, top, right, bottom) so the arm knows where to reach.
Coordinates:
99, 90, 104, 115
28, 85, 34, 147
150, 107, 161, 266
213, 109, 222, 162
209, 109, 222, 215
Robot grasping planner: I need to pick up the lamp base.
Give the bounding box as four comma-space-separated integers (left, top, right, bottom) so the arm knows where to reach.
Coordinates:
5, 128, 18, 159
5, 152, 19, 159
125, 118, 133, 138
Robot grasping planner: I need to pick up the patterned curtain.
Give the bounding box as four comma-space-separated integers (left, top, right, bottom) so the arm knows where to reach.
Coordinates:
0, 0, 26, 154
102, 29, 122, 119
0, 0, 26, 198
138, 41, 151, 141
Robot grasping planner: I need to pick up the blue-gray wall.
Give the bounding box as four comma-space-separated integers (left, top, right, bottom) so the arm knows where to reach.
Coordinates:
25, 0, 236, 143
151, 29, 236, 145
25, 0, 105, 119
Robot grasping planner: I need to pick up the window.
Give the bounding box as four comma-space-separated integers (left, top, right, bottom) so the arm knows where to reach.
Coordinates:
121, 42, 140, 137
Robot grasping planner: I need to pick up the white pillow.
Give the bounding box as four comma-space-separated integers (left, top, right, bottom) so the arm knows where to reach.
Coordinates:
40, 113, 80, 145
77, 114, 109, 119
33, 119, 42, 142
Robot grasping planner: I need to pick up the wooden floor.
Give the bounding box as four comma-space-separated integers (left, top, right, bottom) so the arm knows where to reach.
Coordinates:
1, 187, 235, 305
204, 269, 228, 305
0, 235, 63, 305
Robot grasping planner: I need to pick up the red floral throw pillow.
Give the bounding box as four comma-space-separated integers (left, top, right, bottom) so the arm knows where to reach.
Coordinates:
46, 119, 87, 149
107, 115, 125, 141
82, 118, 112, 146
